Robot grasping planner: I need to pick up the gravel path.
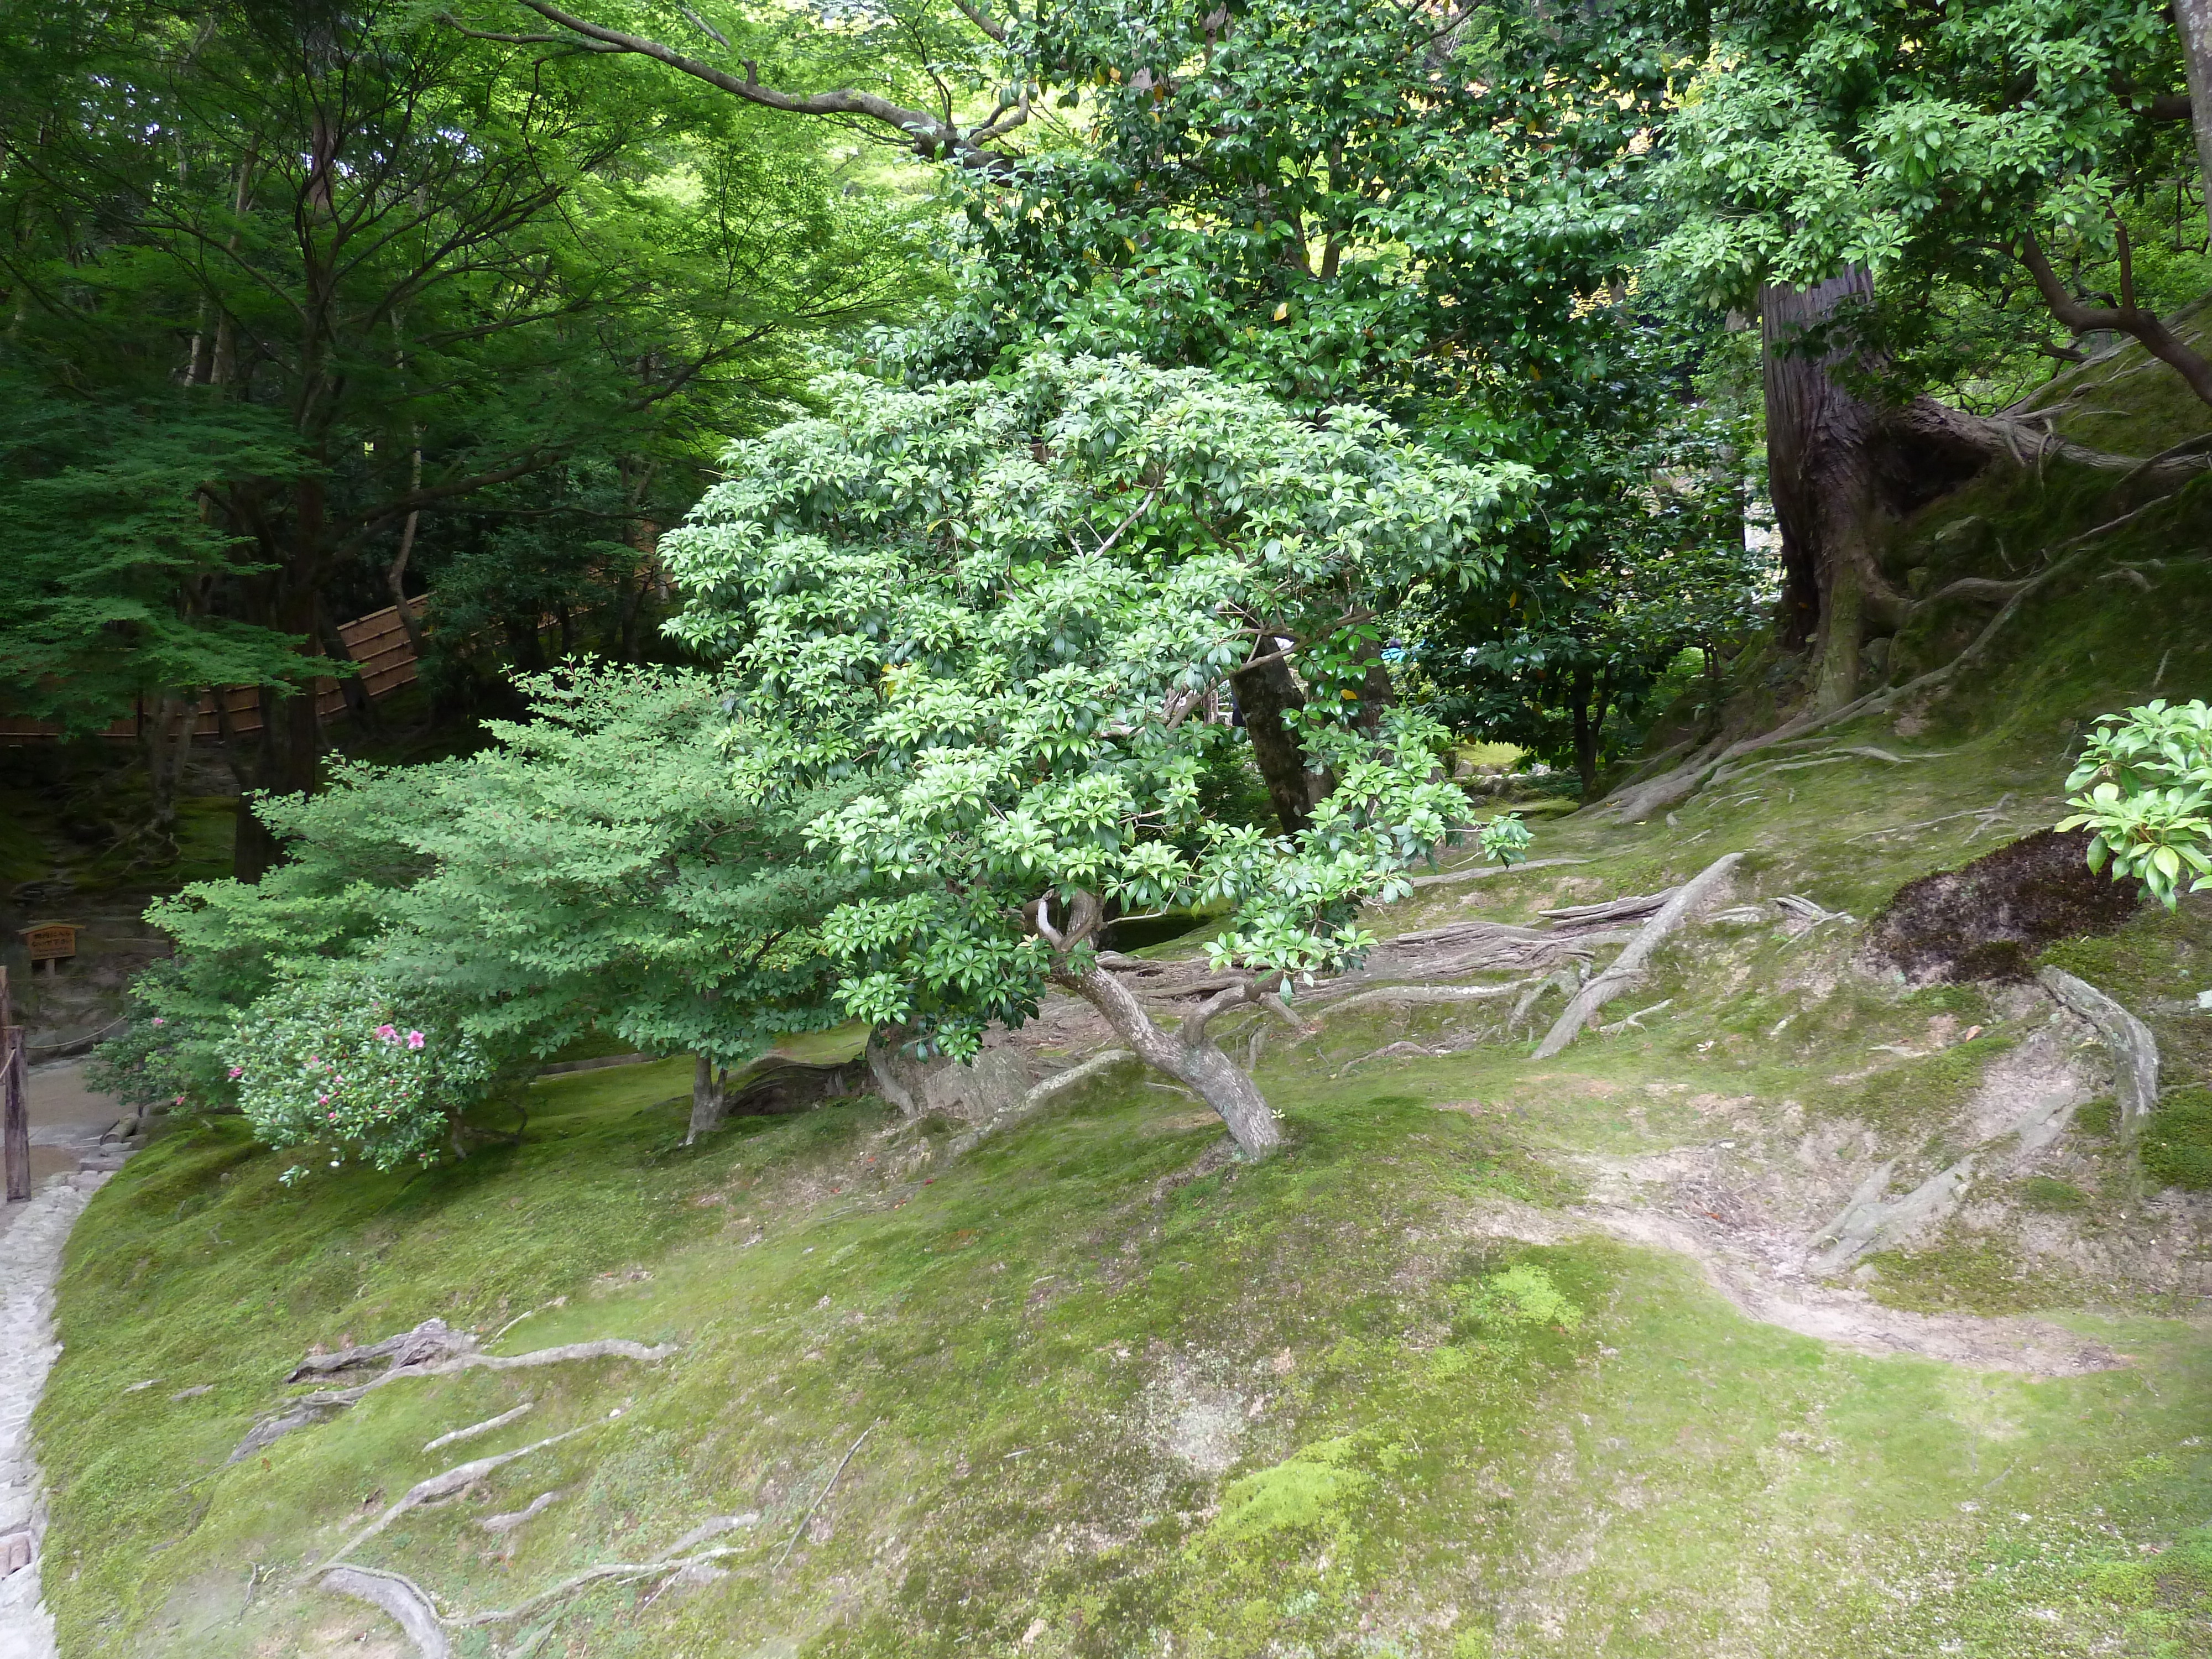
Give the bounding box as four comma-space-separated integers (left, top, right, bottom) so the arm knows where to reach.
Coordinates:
0, 1062, 128, 1659
0, 1172, 101, 1659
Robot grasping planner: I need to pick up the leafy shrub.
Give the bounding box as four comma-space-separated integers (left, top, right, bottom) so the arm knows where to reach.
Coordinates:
2060, 698, 2212, 908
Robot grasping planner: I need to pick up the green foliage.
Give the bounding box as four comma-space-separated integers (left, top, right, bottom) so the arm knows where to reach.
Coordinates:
663, 352, 1528, 1053
101, 665, 856, 1143
1476, 812, 1533, 867
2140, 1087, 2212, 1191
2060, 698, 2212, 907
1656, 0, 2200, 404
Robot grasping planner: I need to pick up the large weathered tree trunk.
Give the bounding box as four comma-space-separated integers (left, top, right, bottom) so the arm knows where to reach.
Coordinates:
1761, 272, 1890, 711
2176, 1, 2212, 241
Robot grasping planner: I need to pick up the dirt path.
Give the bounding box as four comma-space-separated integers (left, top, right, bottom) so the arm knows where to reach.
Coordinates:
0, 1065, 124, 1659
1459, 1193, 2121, 1380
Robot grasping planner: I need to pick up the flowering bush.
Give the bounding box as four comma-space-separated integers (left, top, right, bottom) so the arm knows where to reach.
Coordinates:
222, 966, 491, 1178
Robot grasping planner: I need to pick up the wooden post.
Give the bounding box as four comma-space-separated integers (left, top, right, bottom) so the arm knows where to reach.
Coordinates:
2, 966, 28, 1202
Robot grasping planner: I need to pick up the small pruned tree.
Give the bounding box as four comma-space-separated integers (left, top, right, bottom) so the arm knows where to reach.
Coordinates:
96, 665, 859, 1166
662, 352, 1528, 1155
2062, 697, 2212, 907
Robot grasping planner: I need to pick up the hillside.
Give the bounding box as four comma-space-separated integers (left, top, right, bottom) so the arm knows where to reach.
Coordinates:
30, 345, 2212, 1657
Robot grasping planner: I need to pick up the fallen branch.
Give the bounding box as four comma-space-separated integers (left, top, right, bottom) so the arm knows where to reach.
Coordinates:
2038, 967, 2161, 1133
1533, 854, 1745, 1060
1773, 894, 1853, 925
774, 1423, 875, 1570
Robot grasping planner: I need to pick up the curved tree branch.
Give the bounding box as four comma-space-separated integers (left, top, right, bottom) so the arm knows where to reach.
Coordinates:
506, 0, 1022, 171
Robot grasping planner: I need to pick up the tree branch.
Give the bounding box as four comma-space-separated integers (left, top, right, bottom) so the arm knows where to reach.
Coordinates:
509, 0, 1018, 171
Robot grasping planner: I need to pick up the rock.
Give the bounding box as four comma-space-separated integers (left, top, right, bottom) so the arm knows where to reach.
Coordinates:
921, 1047, 1036, 1124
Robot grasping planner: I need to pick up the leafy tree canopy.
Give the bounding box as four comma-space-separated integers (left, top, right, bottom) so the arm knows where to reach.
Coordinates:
662, 351, 1530, 1153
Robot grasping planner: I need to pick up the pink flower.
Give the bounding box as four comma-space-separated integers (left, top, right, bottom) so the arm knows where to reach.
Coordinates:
406, 1031, 425, 1050
327, 1111, 338, 1121
317, 1093, 329, 1105
227, 1066, 244, 1080
375, 1024, 398, 1042
173, 1094, 185, 1105
151, 1017, 165, 1027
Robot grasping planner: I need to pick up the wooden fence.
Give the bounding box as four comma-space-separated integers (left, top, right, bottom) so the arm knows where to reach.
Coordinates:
0, 597, 426, 744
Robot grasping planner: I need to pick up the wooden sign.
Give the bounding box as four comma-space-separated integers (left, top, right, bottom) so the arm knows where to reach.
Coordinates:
21, 922, 77, 965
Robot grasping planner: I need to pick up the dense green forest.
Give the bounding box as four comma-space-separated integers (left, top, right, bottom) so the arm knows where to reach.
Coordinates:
6, 1, 2212, 1655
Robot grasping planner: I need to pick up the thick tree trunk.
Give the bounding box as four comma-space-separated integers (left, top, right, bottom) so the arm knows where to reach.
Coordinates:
1230, 647, 1315, 836
1761, 273, 1894, 709
1054, 964, 1283, 1156
2176, 1, 2212, 242
863, 1025, 941, 1117
138, 692, 192, 863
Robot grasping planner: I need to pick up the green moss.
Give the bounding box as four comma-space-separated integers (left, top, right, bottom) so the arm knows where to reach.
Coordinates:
1207, 1437, 1370, 1542
1861, 1229, 2080, 1315
2076, 1097, 2120, 1138
2141, 1087, 2212, 1192
1814, 1034, 2014, 1138
2020, 1175, 2091, 1213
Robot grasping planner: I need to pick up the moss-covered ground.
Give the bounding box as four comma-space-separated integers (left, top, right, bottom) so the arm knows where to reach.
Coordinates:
34, 332, 2212, 1656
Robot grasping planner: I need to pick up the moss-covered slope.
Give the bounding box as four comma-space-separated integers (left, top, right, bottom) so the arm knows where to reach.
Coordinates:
35, 348, 2212, 1656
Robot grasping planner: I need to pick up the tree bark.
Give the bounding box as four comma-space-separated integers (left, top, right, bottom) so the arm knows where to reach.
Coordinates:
686, 1053, 726, 1145
2176, 0, 2212, 242
1230, 645, 1314, 836
1052, 963, 1284, 1157
1569, 665, 1603, 799
1761, 273, 1890, 708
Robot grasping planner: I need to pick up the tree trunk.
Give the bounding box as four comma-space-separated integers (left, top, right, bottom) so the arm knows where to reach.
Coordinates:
686, 1053, 726, 1145
1053, 964, 1283, 1157
138, 691, 192, 863
1761, 273, 1891, 709
863, 1025, 943, 1117
1569, 665, 1600, 799
2176, 0, 2212, 242
1230, 646, 1314, 836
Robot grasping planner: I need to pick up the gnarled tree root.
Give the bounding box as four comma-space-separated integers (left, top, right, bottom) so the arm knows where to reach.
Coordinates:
2038, 967, 2161, 1131
1533, 854, 1745, 1060
233, 1337, 677, 1462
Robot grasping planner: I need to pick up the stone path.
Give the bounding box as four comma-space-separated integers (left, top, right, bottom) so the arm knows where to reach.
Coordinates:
0, 1063, 129, 1659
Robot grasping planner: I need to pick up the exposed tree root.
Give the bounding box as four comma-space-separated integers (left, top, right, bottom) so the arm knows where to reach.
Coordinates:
1540, 889, 1679, 930
2038, 967, 2161, 1131
286, 1317, 474, 1382
480, 1490, 563, 1536
424, 1401, 534, 1455
1597, 499, 2184, 823
321, 1566, 450, 1659
1533, 854, 1744, 1060
1301, 978, 1538, 1023
233, 1334, 676, 1462
328, 1427, 589, 1563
